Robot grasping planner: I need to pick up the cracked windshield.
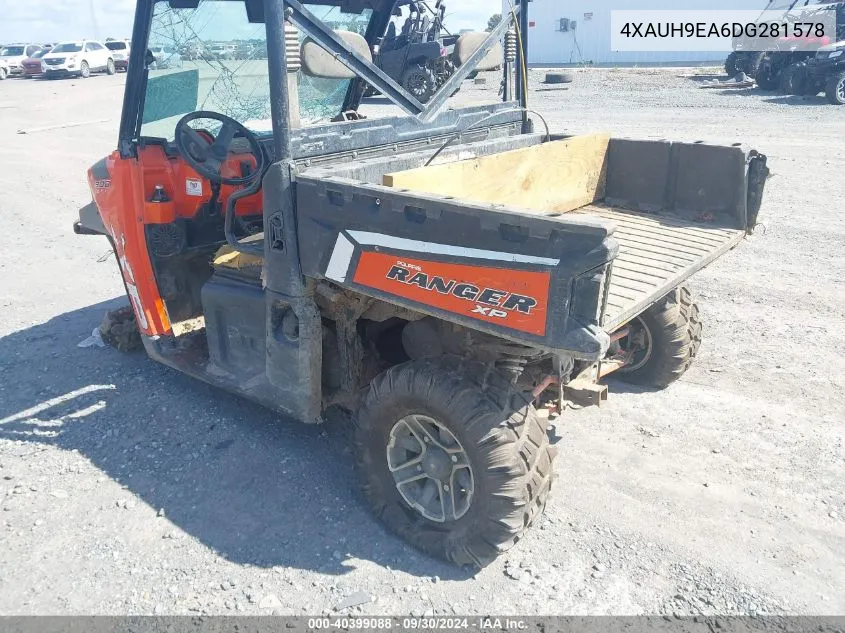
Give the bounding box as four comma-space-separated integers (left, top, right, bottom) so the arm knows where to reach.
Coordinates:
140, 0, 372, 139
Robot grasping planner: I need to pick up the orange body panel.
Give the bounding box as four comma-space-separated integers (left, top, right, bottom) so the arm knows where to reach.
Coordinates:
89, 146, 263, 338
353, 252, 551, 336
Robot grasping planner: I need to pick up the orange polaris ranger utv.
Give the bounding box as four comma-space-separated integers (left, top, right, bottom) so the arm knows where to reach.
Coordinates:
75, 0, 769, 566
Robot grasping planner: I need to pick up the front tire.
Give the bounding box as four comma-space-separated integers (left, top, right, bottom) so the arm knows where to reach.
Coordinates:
355, 357, 556, 567
0, 67, 7, 80
79, 61, 90, 78
615, 285, 701, 389
826, 70, 845, 105
106, 58, 115, 75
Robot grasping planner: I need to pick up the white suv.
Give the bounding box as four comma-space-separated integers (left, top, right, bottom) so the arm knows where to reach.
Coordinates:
41, 40, 116, 79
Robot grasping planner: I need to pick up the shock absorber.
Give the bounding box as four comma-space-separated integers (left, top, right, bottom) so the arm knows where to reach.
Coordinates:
285, 21, 302, 128
496, 355, 528, 383
503, 27, 518, 101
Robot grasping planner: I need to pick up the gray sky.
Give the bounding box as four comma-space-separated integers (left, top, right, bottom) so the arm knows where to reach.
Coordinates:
0, 0, 498, 44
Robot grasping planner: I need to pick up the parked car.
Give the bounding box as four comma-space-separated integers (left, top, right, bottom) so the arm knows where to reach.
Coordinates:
209, 43, 237, 60
0, 43, 43, 76
21, 48, 51, 78
105, 40, 130, 71
179, 43, 205, 61
0, 58, 8, 81
40, 40, 116, 79
149, 45, 182, 69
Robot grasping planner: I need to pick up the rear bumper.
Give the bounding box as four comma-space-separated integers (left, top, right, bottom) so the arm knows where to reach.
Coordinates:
114, 60, 129, 69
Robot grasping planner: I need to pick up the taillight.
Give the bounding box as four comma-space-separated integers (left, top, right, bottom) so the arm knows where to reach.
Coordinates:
570, 265, 610, 326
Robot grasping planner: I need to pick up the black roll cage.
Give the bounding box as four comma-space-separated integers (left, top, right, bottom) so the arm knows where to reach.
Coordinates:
117, 0, 529, 157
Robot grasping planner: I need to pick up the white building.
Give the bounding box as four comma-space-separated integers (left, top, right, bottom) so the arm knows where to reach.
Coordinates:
513, 0, 769, 66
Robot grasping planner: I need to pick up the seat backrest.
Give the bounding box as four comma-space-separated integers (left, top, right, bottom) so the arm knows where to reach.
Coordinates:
300, 31, 372, 79
454, 32, 503, 71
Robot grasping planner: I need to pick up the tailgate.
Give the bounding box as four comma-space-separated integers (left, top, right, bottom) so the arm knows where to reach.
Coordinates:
572, 204, 745, 331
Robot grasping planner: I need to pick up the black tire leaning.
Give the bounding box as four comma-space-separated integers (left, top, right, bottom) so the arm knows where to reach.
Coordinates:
826, 70, 845, 105
355, 356, 556, 567
616, 285, 702, 389
725, 52, 741, 77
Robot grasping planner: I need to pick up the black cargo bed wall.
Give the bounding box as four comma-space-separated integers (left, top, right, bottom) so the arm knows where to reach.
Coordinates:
604, 139, 752, 230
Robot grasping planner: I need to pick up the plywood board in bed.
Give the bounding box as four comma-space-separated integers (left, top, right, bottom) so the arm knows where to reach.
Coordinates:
383, 134, 611, 215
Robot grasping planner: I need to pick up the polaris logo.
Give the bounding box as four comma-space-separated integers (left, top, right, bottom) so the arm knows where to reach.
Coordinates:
386, 264, 538, 318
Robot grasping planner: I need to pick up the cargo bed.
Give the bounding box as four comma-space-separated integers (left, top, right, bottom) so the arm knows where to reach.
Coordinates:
572, 204, 745, 330
373, 133, 758, 332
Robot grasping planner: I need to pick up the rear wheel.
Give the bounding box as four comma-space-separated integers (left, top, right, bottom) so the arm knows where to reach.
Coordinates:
742, 52, 765, 78
106, 58, 116, 75
826, 70, 845, 105
79, 61, 90, 78
402, 64, 436, 103
355, 357, 556, 567
754, 54, 783, 92
614, 285, 701, 389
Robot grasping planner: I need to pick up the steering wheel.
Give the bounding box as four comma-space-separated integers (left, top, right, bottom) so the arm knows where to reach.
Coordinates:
174, 111, 266, 186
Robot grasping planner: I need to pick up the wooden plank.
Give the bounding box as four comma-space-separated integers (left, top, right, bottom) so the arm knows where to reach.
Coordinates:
384, 134, 611, 215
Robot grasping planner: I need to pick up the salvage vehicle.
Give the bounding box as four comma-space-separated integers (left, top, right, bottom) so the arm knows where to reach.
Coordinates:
74, 0, 768, 567
755, 0, 844, 90
0, 43, 43, 76
41, 40, 116, 78
21, 48, 52, 78
105, 40, 131, 72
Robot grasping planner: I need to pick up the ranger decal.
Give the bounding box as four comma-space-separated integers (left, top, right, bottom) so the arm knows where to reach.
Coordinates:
353, 252, 551, 335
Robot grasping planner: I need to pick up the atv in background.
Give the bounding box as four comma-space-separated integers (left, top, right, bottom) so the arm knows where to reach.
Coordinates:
776, 2, 845, 95
371, 0, 457, 102
755, 0, 844, 91
724, 0, 810, 78
804, 39, 845, 102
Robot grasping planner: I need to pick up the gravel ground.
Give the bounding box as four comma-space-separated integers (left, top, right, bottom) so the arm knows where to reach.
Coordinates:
0, 66, 843, 616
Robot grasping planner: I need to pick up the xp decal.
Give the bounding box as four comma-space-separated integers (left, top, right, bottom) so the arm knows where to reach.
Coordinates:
353, 252, 551, 335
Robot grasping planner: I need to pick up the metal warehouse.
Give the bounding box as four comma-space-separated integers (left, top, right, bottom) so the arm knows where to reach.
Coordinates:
512, 0, 768, 66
